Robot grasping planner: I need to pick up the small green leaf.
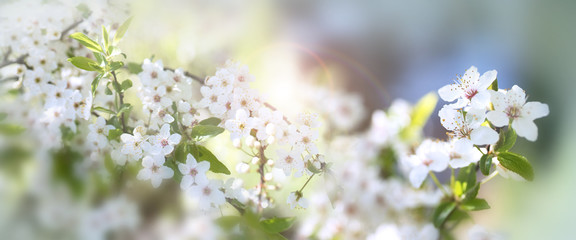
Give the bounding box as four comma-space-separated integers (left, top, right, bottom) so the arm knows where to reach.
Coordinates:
70, 32, 102, 53
494, 128, 517, 152
199, 117, 222, 126
121, 79, 133, 91
107, 129, 122, 141
479, 154, 493, 176
489, 78, 498, 91
104, 85, 113, 95
193, 145, 230, 174
433, 202, 457, 228
260, 217, 296, 234
112, 80, 122, 93
497, 152, 534, 181
102, 25, 109, 51
114, 17, 133, 44
460, 198, 490, 211
191, 125, 225, 139
94, 52, 106, 65
0, 123, 26, 136
93, 106, 115, 115
109, 61, 124, 72
91, 74, 104, 97
456, 164, 476, 191
68, 56, 98, 71
463, 183, 480, 201
126, 62, 143, 74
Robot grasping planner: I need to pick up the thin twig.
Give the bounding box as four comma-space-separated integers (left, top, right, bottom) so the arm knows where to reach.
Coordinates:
60, 19, 84, 40
164, 67, 204, 83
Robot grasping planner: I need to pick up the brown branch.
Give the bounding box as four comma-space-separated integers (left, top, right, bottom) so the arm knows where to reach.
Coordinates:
257, 144, 267, 213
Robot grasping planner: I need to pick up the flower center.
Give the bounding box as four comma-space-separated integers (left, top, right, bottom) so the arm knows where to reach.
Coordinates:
189, 168, 198, 176
506, 106, 522, 119
161, 139, 169, 147
465, 89, 478, 100
285, 156, 293, 164
154, 95, 161, 102
203, 186, 211, 196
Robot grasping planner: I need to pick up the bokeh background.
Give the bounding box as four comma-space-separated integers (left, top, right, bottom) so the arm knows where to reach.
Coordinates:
3, 0, 575, 239
123, 1, 572, 238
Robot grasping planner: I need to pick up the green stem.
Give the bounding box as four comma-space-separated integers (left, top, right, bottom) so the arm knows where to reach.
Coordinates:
298, 173, 316, 193
429, 171, 450, 196
111, 71, 126, 133
480, 171, 499, 185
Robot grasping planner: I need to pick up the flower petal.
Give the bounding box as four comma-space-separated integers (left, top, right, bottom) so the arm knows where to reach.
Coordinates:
477, 70, 497, 89
438, 84, 461, 102
137, 169, 151, 180
470, 126, 499, 145
512, 118, 538, 141
409, 165, 429, 188
486, 111, 509, 127
523, 101, 549, 120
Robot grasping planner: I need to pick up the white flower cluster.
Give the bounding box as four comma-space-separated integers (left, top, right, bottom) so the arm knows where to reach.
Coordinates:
198, 60, 324, 207
408, 66, 549, 187
297, 101, 443, 240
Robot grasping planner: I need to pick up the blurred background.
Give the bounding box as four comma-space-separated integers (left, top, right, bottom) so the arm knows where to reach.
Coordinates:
4, 0, 575, 239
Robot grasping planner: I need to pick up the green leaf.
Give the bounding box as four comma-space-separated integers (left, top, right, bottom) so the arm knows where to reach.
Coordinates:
109, 61, 124, 72
121, 79, 133, 91
107, 129, 123, 141
494, 128, 517, 152
0, 123, 26, 136
199, 117, 222, 126
463, 183, 480, 201
114, 17, 133, 44
102, 25, 109, 51
126, 62, 143, 74
433, 202, 457, 228
260, 217, 296, 234
457, 164, 476, 191
70, 32, 103, 53
191, 125, 225, 139
216, 216, 243, 230
460, 198, 490, 211
112, 79, 122, 93
489, 78, 498, 91
193, 145, 230, 174
117, 103, 132, 116
94, 52, 106, 65
174, 143, 189, 163
497, 152, 534, 181
67, 56, 98, 71
93, 106, 115, 115
91, 73, 104, 97
479, 154, 493, 176
104, 82, 113, 95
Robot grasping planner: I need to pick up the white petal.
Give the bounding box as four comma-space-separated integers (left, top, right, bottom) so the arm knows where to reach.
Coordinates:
466, 107, 487, 128
523, 101, 549, 120
160, 166, 174, 178
142, 156, 154, 168
508, 85, 526, 106
477, 70, 497, 89
428, 152, 449, 172
150, 175, 162, 188
470, 90, 491, 109
470, 126, 499, 145
197, 161, 211, 172
486, 111, 509, 127
409, 165, 429, 188
180, 176, 193, 190
449, 158, 472, 168
168, 134, 181, 144
438, 84, 461, 102
438, 106, 460, 131
512, 118, 538, 141
178, 163, 189, 174
137, 169, 151, 180
489, 90, 507, 112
